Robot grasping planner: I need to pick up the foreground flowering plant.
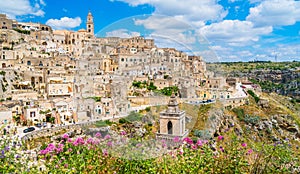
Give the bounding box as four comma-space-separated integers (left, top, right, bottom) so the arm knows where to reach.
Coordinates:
0, 130, 299, 173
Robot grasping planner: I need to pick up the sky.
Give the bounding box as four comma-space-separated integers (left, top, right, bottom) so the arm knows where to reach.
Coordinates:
0, 0, 299, 62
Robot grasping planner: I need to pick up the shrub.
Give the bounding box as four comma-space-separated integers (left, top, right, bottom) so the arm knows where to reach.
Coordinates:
232, 108, 245, 120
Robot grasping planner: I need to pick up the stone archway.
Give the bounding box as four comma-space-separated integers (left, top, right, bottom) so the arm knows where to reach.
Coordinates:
167, 121, 173, 135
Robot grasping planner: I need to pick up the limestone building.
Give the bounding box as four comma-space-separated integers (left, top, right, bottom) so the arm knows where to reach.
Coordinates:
157, 94, 188, 140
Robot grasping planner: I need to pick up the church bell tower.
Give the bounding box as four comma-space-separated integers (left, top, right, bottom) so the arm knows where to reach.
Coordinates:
86, 11, 94, 37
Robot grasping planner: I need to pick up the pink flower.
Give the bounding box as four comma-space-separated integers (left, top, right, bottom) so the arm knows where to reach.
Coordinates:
67, 138, 73, 143
219, 146, 224, 152
191, 144, 197, 150
241, 143, 247, 147
64, 164, 68, 168
62, 134, 69, 139
247, 149, 253, 155
68, 148, 72, 152
107, 141, 113, 147
102, 149, 108, 156
95, 132, 102, 138
39, 149, 48, 155
120, 131, 126, 136
72, 141, 79, 146
104, 134, 111, 140
56, 147, 63, 153
87, 138, 94, 144
173, 137, 181, 143
92, 139, 100, 145
74, 137, 85, 145
196, 140, 203, 146
57, 144, 64, 149
183, 137, 193, 145
217, 136, 224, 141
178, 148, 184, 155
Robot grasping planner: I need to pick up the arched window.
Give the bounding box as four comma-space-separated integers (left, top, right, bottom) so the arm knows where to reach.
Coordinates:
167, 121, 173, 135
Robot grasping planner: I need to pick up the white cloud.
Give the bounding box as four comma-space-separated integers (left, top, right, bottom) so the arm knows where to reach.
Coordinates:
46, 17, 82, 30
111, 0, 227, 24
0, 0, 45, 19
105, 29, 140, 38
247, 0, 300, 27
200, 20, 272, 45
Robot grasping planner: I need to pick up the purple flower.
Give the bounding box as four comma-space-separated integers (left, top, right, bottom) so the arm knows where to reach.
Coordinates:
136, 143, 142, 147
217, 136, 224, 141
95, 132, 102, 138
64, 164, 68, 168
4, 146, 9, 151
241, 143, 247, 147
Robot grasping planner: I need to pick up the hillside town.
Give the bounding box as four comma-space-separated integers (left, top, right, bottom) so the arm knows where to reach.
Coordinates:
0, 12, 251, 127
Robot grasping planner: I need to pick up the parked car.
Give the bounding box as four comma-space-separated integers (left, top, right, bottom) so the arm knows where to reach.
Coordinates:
23, 127, 35, 133
35, 123, 42, 128
42, 122, 47, 127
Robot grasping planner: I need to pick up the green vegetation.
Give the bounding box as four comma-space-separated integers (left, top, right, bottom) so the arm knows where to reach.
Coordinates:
147, 82, 157, 91
89, 96, 101, 102
0, 71, 6, 76
207, 61, 300, 72
126, 111, 142, 122
247, 90, 260, 103
39, 109, 51, 115
95, 120, 114, 127
232, 108, 245, 120
1, 131, 299, 173
13, 28, 30, 35
249, 78, 284, 92
158, 86, 179, 96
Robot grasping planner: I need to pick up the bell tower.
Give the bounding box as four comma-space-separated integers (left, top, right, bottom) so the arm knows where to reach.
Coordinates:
86, 11, 94, 37
157, 93, 189, 140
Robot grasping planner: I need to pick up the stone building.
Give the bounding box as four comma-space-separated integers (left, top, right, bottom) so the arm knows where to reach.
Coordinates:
157, 94, 189, 140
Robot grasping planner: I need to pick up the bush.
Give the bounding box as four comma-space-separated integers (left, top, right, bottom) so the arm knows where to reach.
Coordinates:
232, 108, 245, 120
119, 118, 128, 124
247, 90, 260, 103
126, 111, 142, 122
145, 107, 151, 112
243, 114, 260, 125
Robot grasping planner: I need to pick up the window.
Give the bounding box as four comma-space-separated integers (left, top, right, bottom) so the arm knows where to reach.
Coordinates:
30, 111, 36, 117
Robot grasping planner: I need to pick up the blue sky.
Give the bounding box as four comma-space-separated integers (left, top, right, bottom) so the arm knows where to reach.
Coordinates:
0, 0, 299, 62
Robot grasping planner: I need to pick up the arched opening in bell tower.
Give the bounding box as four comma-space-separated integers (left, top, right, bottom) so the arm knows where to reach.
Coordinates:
167, 121, 173, 135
